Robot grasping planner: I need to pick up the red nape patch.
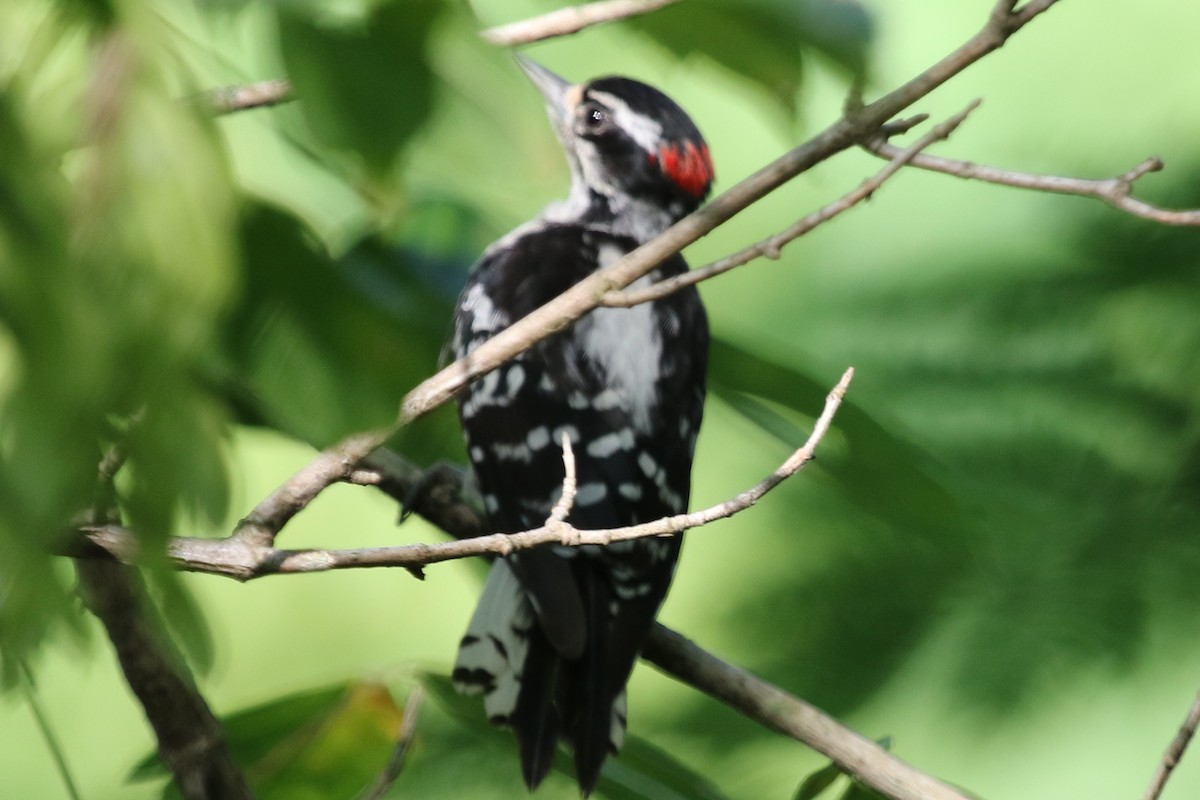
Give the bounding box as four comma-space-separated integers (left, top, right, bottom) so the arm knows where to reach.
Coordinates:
657, 141, 713, 197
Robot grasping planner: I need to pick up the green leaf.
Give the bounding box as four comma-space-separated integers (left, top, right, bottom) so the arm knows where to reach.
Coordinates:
630, 0, 873, 114
225, 202, 461, 456
794, 738, 892, 800
793, 760, 844, 800
0, 7, 238, 681
130, 681, 405, 800
276, 0, 445, 175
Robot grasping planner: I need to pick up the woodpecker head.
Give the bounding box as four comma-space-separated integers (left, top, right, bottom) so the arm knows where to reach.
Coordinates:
518, 58, 714, 240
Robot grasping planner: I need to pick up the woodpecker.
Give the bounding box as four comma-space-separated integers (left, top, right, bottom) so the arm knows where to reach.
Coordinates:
451, 59, 712, 795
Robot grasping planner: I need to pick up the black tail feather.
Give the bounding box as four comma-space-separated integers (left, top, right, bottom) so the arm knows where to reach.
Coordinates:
511, 626, 560, 791
571, 572, 612, 796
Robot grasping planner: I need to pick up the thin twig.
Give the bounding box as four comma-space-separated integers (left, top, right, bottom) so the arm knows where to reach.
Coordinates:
641, 626, 972, 800
604, 101, 982, 308
863, 138, 1200, 225
481, 0, 680, 46
1142, 689, 1200, 800
82, 369, 853, 580
547, 434, 578, 523
204, 79, 293, 114
360, 685, 425, 800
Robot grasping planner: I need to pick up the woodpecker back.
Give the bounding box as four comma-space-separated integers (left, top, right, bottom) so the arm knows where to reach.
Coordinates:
451, 60, 712, 795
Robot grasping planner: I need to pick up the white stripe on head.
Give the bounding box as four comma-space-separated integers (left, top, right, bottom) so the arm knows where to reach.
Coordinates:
587, 90, 663, 154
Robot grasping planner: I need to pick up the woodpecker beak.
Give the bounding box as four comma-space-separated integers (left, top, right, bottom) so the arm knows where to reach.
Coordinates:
516, 56, 575, 130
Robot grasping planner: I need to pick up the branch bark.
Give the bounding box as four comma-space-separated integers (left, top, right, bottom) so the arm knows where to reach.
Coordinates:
642, 626, 972, 800
75, 558, 252, 800
864, 141, 1200, 226
83, 369, 853, 581
604, 100, 981, 308
1142, 689, 1200, 800
481, 0, 681, 46
204, 80, 293, 114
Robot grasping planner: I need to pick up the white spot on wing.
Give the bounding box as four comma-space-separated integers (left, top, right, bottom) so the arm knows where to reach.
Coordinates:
593, 390, 622, 411
491, 442, 532, 463
586, 429, 633, 458
526, 426, 551, 450
574, 482, 608, 506
506, 364, 525, 395
461, 284, 508, 335
638, 452, 657, 478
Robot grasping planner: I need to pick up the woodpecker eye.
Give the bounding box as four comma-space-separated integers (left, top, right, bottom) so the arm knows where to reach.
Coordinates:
577, 102, 611, 135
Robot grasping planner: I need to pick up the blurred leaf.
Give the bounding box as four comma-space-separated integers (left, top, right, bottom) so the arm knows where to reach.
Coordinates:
276, 0, 445, 175
706, 338, 970, 713
143, 569, 215, 677
0, 8, 237, 680
793, 738, 891, 800
132, 681, 404, 799
225, 202, 462, 459
630, 0, 873, 114
837, 783, 888, 800
129, 683, 348, 783
793, 760, 842, 800
710, 337, 963, 541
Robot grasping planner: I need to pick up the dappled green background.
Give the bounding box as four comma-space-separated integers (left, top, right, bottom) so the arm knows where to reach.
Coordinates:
2, 0, 1200, 798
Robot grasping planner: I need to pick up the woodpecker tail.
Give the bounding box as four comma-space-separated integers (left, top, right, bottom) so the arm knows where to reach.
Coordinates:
453, 560, 627, 793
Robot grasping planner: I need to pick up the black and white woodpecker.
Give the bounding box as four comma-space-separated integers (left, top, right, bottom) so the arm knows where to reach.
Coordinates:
451, 58, 713, 795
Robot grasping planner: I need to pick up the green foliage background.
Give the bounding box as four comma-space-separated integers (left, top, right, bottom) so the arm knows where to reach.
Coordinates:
2, 0, 1200, 798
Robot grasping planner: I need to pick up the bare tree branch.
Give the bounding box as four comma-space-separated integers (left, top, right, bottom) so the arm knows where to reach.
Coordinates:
204, 79, 293, 114
864, 139, 1200, 225
73, 437, 252, 800
1142, 689, 1200, 800
75, 559, 253, 800
642, 626, 973, 800
82, 369, 853, 581
481, 0, 681, 46
604, 100, 982, 308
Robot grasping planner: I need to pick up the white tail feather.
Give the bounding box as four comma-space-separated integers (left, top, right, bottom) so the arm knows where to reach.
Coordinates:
454, 560, 533, 723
